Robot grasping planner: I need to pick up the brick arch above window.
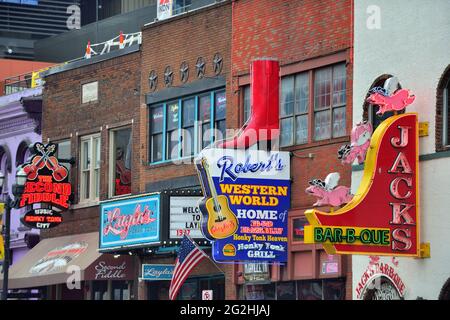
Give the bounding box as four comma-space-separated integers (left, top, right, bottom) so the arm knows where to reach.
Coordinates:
435, 65, 450, 152
362, 74, 402, 131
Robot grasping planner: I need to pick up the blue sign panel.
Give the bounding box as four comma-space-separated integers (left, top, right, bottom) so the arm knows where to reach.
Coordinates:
142, 264, 174, 281
195, 149, 291, 263
100, 194, 161, 250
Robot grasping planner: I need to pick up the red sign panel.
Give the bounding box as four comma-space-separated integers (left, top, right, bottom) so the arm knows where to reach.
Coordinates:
305, 113, 420, 257
18, 143, 72, 229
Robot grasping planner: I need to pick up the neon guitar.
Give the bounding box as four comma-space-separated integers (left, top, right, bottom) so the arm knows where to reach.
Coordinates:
196, 157, 238, 240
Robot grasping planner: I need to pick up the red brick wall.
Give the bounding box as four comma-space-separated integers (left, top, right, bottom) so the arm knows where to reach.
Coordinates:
41, 51, 141, 239
138, 2, 232, 192
231, 0, 353, 299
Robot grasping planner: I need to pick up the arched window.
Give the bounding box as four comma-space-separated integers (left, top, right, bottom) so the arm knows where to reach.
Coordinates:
16, 141, 32, 167
439, 278, 450, 300
436, 66, 450, 151
0, 146, 11, 193
363, 75, 403, 130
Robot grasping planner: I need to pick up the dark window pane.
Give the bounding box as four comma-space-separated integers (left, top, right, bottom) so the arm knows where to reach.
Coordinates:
292, 218, 306, 242
281, 76, 294, 116
243, 85, 251, 123
182, 127, 195, 157
323, 279, 345, 300
202, 123, 211, 149
183, 99, 195, 127
298, 280, 322, 300
295, 115, 308, 144
314, 110, 331, 141
332, 106, 346, 138
167, 130, 179, 160
113, 128, 132, 196
215, 90, 226, 120
280, 118, 293, 147
199, 95, 211, 122
295, 73, 309, 114
167, 102, 179, 131
215, 119, 226, 143
277, 282, 296, 300
152, 133, 163, 162
332, 64, 346, 106
314, 67, 332, 110
151, 106, 164, 133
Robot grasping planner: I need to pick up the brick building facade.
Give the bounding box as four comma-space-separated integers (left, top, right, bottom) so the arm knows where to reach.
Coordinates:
230, 0, 353, 300
6, 0, 355, 300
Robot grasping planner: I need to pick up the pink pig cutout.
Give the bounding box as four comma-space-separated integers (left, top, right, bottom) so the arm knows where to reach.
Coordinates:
366, 88, 415, 116
305, 172, 353, 207
338, 121, 373, 165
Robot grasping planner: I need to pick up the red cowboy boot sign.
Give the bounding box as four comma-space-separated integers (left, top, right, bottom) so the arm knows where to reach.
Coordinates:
304, 113, 420, 257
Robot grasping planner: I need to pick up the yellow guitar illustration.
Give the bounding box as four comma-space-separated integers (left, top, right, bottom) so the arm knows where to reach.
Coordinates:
197, 157, 239, 240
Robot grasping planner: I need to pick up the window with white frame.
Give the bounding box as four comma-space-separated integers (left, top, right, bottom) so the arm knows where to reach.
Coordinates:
109, 127, 132, 197
80, 134, 100, 202
82, 81, 98, 104
149, 89, 226, 164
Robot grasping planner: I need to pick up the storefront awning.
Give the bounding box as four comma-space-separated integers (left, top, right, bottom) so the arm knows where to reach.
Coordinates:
0, 232, 134, 289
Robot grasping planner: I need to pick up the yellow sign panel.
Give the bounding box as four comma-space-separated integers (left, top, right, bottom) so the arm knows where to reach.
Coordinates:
0, 235, 4, 261
419, 121, 429, 137
304, 225, 391, 248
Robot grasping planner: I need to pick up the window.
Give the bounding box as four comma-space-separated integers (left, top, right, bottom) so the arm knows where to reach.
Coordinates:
56, 140, 71, 172
280, 72, 309, 146
314, 64, 346, 140
243, 63, 346, 147
243, 85, 251, 123
292, 218, 306, 242
149, 89, 226, 163
438, 69, 450, 149
0, 148, 9, 194
110, 127, 132, 197
82, 81, 98, 104
80, 134, 100, 202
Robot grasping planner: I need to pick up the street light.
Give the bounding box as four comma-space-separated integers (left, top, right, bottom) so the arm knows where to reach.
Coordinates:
0, 166, 27, 300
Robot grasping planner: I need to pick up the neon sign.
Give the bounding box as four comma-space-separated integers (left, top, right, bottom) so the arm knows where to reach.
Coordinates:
305, 113, 420, 256
19, 143, 72, 229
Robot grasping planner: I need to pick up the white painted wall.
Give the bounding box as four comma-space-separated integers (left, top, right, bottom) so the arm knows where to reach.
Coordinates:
352, 0, 450, 300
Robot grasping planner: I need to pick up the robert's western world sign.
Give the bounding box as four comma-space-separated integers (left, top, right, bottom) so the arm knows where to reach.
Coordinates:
195, 149, 291, 263
305, 114, 420, 257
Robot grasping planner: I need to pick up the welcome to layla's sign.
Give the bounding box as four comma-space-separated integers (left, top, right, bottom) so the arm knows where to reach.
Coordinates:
305, 113, 420, 256
100, 193, 161, 250
169, 196, 204, 239
195, 149, 290, 263
19, 143, 71, 229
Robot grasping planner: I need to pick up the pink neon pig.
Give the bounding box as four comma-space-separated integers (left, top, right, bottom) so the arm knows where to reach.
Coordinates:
366, 89, 415, 116
338, 121, 373, 165
305, 173, 353, 207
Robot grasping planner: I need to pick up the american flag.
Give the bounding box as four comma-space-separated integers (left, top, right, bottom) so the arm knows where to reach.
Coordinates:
169, 235, 209, 300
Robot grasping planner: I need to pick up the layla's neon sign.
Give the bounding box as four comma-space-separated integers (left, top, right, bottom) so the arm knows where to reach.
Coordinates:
305, 113, 420, 256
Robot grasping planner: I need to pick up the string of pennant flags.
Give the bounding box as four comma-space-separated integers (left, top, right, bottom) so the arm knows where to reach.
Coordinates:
84, 31, 142, 59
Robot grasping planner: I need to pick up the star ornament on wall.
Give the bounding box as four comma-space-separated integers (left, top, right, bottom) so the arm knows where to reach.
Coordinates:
180, 61, 189, 83
213, 53, 223, 76
164, 66, 174, 87
149, 70, 158, 92
196, 57, 206, 79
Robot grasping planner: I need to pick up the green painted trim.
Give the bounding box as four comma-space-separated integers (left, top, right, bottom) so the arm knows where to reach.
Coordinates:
352, 150, 450, 172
